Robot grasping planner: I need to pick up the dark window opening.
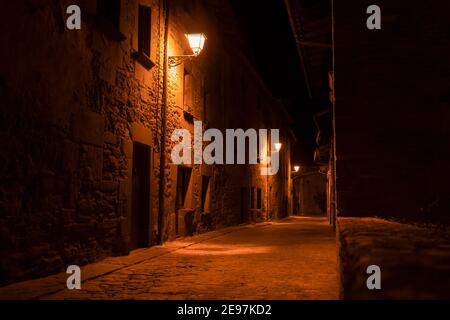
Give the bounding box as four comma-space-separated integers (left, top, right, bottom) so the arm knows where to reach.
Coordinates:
133, 4, 154, 69
240, 187, 249, 223
250, 187, 255, 209
138, 5, 151, 58
176, 167, 192, 210
183, 69, 193, 112
201, 176, 210, 212
131, 143, 150, 249
257, 188, 262, 209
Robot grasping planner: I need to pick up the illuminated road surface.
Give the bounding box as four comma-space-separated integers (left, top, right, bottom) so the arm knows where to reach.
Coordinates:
46, 217, 339, 299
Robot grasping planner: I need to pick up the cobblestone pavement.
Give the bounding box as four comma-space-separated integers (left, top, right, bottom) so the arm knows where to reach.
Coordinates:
0, 217, 339, 300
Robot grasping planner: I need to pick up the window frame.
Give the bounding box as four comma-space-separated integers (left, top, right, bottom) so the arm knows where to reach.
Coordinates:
133, 4, 155, 70
138, 4, 152, 58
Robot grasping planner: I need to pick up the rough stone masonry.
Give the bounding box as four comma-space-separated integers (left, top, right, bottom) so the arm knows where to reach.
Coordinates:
0, 0, 294, 286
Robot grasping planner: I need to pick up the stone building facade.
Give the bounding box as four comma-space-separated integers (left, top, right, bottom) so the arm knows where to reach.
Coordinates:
0, 0, 294, 285
292, 167, 327, 216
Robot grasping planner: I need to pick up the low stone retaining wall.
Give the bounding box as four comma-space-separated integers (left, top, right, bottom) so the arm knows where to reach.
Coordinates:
337, 217, 450, 299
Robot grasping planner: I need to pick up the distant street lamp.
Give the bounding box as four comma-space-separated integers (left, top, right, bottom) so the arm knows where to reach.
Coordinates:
293, 165, 300, 173
168, 33, 207, 67
274, 142, 282, 152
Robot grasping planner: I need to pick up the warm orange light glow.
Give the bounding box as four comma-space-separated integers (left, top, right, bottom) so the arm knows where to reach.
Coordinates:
174, 243, 273, 256
294, 165, 300, 172
186, 33, 207, 56
274, 142, 282, 152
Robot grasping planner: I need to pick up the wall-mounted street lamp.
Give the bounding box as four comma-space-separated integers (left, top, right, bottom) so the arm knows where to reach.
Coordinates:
168, 33, 207, 67
293, 165, 300, 173
274, 143, 282, 152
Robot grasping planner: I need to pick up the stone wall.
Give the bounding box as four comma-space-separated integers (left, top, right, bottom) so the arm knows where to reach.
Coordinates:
338, 217, 450, 299
0, 0, 293, 286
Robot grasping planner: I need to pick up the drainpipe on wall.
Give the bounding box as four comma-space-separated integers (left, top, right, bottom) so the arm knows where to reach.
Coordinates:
158, 0, 170, 244
331, 0, 338, 230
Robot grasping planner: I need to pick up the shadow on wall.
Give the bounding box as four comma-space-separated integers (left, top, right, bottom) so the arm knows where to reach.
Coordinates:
314, 192, 327, 214
294, 170, 327, 216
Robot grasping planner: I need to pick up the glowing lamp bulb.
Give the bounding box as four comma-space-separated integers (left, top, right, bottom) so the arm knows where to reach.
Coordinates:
186, 33, 207, 56
294, 166, 300, 172
274, 143, 282, 152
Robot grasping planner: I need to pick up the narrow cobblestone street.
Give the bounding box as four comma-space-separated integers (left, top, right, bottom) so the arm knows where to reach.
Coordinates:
49, 217, 338, 300
0, 217, 338, 300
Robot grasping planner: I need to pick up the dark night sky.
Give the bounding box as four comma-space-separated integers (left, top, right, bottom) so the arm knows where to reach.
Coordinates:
230, 0, 317, 165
